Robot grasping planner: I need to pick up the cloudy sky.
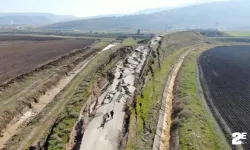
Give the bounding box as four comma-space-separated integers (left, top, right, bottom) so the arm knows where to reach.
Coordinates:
0, 0, 228, 17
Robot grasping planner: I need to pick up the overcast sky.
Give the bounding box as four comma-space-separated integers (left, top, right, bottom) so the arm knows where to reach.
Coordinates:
0, 0, 228, 17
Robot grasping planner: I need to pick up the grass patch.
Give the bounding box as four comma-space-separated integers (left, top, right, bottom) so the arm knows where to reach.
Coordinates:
122, 38, 137, 46
91, 40, 111, 50
174, 49, 230, 150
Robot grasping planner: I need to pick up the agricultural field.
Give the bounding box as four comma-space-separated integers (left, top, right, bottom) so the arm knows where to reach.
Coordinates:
0, 34, 102, 149
0, 33, 141, 150
226, 31, 250, 37
0, 36, 95, 84
2, 31, 247, 150
198, 46, 250, 150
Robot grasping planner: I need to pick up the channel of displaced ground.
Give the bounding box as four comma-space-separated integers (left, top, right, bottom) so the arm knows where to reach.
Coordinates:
80, 45, 149, 150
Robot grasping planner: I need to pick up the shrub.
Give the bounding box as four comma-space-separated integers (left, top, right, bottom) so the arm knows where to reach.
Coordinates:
179, 109, 192, 120
171, 118, 180, 131
173, 100, 185, 116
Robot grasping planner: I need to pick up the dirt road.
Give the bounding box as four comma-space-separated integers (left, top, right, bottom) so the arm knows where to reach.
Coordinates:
153, 50, 192, 150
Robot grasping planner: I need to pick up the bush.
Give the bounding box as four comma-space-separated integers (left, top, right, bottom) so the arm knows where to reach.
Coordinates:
173, 100, 185, 116
171, 118, 180, 131
179, 109, 192, 120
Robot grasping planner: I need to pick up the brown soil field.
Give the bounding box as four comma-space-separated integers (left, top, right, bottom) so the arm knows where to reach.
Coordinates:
199, 45, 250, 149
0, 39, 95, 84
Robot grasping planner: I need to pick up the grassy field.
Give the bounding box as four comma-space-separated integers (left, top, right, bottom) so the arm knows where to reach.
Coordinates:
121, 38, 137, 46
225, 31, 250, 37
173, 49, 230, 150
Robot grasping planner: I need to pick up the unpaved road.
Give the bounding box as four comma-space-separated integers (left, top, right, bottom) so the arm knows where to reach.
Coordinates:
80, 46, 149, 150
153, 50, 192, 150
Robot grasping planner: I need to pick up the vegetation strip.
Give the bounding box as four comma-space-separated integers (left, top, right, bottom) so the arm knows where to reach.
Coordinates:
170, 49, 230, 150
153, 50, 191, 150
126, 46, 187, 149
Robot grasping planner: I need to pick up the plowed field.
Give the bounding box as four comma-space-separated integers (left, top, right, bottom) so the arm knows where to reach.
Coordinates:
0, 38, 94, 84
199, 45, 250, 149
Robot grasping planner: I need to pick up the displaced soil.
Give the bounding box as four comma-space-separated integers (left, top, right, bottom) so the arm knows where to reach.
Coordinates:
0, 39, 94, 84
79, 45, 149, 150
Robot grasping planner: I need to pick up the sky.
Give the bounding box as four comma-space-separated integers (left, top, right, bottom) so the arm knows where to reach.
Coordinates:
0, 0, 227, 17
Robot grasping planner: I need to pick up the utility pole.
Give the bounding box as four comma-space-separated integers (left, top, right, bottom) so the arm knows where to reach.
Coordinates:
165, 24, 167, 33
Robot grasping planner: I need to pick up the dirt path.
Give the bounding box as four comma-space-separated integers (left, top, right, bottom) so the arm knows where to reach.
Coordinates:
153, 50, 192, 150
0, 57, 93, 149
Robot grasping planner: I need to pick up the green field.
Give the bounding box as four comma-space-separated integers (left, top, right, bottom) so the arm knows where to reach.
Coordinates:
226, 31, 250, 37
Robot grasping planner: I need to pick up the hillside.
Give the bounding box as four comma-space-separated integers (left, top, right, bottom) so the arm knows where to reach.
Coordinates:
41, 0, 250, 31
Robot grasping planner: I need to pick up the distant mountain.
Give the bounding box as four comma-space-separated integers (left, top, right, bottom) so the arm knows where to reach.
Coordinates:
134, 7, 171, 14
0, 13, 78, 25
82, 14, 127, 20
42, 0, 250, 31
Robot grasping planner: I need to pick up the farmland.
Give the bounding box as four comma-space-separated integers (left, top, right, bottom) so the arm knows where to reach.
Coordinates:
226, 31, 250, 37
0, 37, 94, 84
198, 46, 250, 149
0, 34, 100, 149
1, 31, 247, 150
